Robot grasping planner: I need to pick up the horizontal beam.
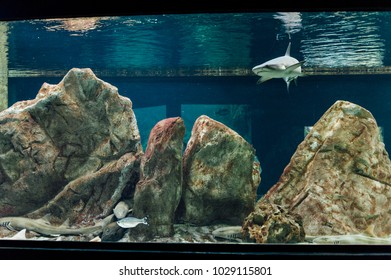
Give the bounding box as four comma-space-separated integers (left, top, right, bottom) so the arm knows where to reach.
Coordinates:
8, 66, 391, 78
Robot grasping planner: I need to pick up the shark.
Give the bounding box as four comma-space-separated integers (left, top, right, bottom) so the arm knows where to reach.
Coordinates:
305, 232, 391, 245
252, 42, 304, 91
0, 214, 114, 237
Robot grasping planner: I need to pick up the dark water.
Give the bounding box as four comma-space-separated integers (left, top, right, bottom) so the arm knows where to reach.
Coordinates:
5, 12, 391, 193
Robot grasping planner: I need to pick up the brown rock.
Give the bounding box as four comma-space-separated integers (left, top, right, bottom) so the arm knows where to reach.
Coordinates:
242, 201, 305, 243
261, 100, 391, 237
180, 115, 261, 225
0, 68, 142, 222
28, 152, 140, 224
132, 117, 185, 238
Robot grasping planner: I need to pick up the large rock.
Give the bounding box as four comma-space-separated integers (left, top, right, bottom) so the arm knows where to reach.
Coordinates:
242, 201, 305, 243
0, 68, 142, 222
28, 152, 140, 224
179, 115, 261, 225
132, 117, 185, 238
258, 100, 391, 237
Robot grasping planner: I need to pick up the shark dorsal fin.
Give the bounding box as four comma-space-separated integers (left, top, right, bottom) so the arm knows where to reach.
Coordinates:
364, 224, 376, 237
285, 42, 291, 56
36, 214, 52, 225
60, 218, 70, 228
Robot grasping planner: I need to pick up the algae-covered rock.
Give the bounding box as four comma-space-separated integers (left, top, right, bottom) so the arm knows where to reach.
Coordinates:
242, 201, 305, 243
0, 68, 142, 223
262, 100, 391, 237
132, 117, 185, 238
179, 115, 261, 225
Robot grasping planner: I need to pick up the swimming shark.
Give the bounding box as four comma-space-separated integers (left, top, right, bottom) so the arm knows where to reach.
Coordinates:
252, 42, 304, 91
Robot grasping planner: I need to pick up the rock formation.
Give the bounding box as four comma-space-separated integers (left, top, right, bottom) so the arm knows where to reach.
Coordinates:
132, 117, 185, 238
28, 152, 140, 224
179, 115, 261, 225
0, 68, 142, 224
242, 201, 305, 243
250, 100, 391, 238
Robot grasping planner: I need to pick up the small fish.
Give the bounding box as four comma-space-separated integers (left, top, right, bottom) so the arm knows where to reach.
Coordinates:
116, 216, 148, 229
212, 226, 243, 242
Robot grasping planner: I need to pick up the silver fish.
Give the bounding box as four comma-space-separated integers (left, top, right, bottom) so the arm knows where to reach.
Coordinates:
116, 216, 148, 229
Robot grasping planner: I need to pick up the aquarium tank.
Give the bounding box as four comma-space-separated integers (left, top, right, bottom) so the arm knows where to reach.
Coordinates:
0, 9, 391, 256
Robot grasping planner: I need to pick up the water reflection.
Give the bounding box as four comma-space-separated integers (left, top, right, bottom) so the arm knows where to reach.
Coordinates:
274, 12, 302, 40
5, 12, 390, 76
43, 17, 107, 35
179, 14, 252, 67
300, 12, 385, 67
107, 16, 172, 69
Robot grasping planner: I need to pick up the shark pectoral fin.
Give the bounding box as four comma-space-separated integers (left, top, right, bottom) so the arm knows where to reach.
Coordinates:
10, 229, 27, 240
285, 61, 304, 73
257, 76, 272, 84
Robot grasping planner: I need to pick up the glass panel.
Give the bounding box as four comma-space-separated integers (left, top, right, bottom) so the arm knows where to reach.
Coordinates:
0, 12, 390, 249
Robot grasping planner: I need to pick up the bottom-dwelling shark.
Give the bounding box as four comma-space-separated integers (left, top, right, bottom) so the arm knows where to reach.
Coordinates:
252, 42, 304, 91
0, 214, 114, 237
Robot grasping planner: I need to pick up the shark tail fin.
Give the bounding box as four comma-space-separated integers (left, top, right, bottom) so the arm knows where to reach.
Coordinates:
285, 42, 291, 56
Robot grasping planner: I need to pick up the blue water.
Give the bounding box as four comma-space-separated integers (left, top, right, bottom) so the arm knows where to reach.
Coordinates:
5, 12, 391, 194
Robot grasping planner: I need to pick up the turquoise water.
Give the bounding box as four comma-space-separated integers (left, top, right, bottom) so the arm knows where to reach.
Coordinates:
7, 12, 391, 72
5, 12, 391, 193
